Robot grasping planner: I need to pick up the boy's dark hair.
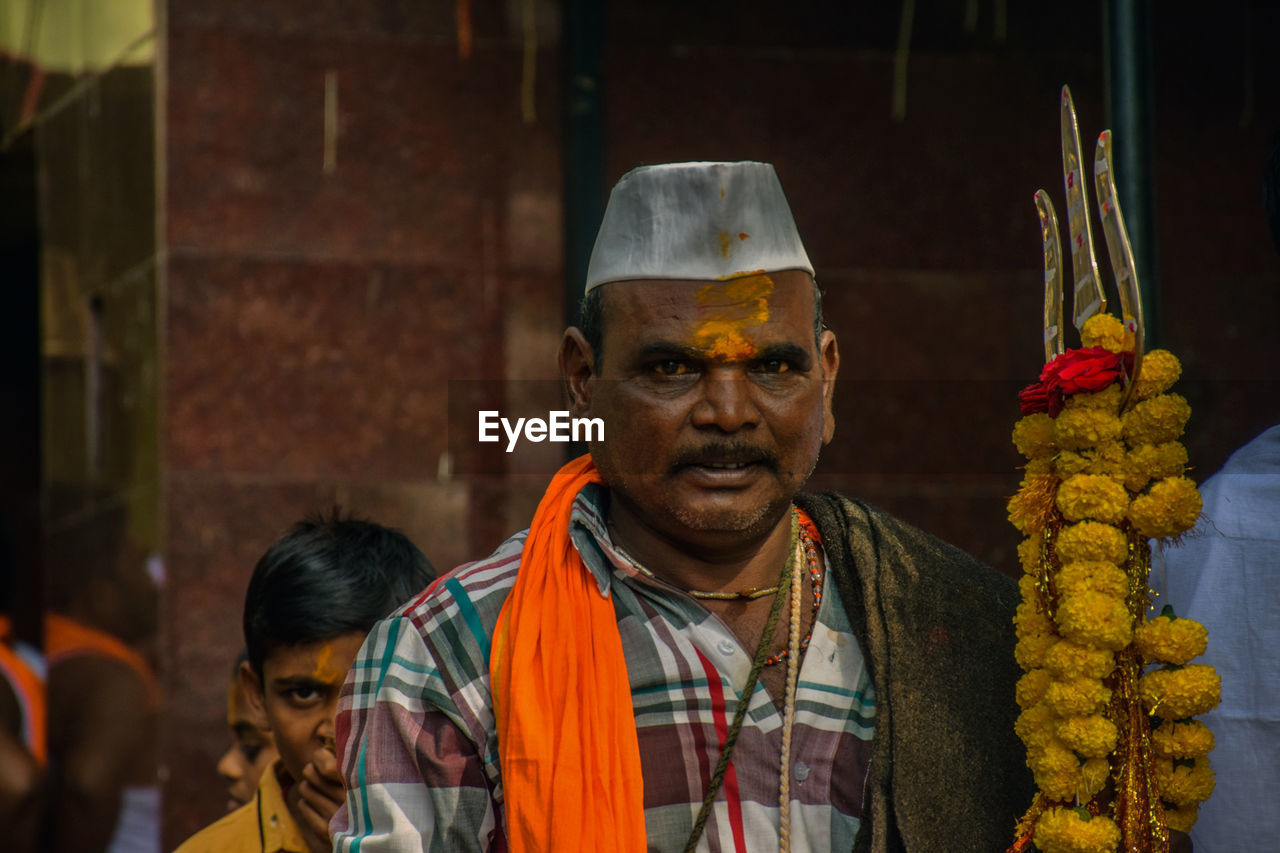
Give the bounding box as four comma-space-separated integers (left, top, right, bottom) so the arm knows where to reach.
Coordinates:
243, 511, 435, 675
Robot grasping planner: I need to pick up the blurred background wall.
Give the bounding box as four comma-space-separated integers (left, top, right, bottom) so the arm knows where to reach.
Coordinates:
2, 0, 1278, 846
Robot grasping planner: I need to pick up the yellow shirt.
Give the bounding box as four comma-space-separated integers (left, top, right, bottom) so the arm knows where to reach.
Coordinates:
174, 760, 309, 853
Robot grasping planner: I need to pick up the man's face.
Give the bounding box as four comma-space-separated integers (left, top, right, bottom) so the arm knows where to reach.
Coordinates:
241, 632, 365, 786
563, 270, 838, 544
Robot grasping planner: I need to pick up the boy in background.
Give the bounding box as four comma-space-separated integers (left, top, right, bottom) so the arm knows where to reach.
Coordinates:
216, 652, 278, 812
177, 512, 434, 853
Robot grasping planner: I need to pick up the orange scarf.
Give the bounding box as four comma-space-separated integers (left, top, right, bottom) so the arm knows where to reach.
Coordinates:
490, 455, 646, 852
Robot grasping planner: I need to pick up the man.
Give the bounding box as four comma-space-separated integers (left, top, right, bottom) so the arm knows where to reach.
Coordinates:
1147, 137, 1280, 853
42, 496, 161, 853
175, 512, 434, 853
334, 161, 1030, 852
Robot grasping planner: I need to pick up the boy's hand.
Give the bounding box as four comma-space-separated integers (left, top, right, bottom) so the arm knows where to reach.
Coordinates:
296, 746, 346, 853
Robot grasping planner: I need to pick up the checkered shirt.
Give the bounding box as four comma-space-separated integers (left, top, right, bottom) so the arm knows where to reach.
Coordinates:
333, 485, 875, 852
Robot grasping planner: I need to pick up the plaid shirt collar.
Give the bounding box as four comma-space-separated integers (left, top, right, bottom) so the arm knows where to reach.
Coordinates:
566, 483, 642, 597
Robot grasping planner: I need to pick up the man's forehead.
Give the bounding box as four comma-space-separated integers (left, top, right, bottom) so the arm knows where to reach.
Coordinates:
602, 271, 814, 315
598, 271, 816, 361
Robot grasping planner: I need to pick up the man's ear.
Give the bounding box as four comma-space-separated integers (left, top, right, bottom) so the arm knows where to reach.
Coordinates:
819, 329, 840, 444
559, 327, 597, 418
239, 660, 271, 732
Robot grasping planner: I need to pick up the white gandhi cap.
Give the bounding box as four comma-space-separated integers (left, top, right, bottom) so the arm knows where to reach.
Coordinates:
584, 161, 814, 292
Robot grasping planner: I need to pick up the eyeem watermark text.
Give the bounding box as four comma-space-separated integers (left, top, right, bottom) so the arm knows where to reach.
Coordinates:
478, 410, 604, 452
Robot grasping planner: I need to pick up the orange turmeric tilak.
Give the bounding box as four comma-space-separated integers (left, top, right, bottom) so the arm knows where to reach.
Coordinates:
692, 273, 774, 361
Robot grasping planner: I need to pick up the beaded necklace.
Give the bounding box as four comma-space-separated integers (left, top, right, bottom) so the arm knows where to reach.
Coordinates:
764, 522, 823, 667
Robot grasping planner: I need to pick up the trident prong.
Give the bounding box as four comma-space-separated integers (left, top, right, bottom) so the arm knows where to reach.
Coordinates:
1035, 190, 1065, 363
1060, 86, 1106, 329
1093, 129, 1145, 408
1038, 86, 1148, 410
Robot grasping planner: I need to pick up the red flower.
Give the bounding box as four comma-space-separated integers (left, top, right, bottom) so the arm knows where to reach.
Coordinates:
1042, 347, 1123, 396
1018, 347, 1125, 417
1018, 381, 1052, 415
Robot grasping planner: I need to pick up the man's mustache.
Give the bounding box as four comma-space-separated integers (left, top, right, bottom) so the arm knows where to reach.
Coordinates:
669, 441, 780, 473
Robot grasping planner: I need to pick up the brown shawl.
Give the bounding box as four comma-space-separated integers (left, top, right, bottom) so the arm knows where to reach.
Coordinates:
797, 493, 1033, 853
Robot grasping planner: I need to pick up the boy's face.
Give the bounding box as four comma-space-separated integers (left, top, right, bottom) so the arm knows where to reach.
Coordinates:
241, 631, 366, 786
217, 674, 278, 810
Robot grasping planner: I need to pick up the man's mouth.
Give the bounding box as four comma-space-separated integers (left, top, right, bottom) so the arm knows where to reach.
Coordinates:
671, 443, 778, 482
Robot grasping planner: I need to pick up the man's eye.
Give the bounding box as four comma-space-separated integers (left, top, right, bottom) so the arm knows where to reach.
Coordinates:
653, 360, 692, 376
239, 743, 263, 762
756, 359, 791, 374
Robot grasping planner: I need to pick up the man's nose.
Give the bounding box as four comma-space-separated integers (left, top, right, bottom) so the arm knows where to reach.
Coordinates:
691, 373, 759, 432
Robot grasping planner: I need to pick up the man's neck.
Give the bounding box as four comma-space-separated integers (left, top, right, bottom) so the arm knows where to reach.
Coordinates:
605, 499, 795, 595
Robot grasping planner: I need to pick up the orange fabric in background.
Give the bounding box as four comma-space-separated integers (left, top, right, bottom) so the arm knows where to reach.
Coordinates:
0, 641, 46, 766
45, 613, 160, 708
490, 455, 646, 853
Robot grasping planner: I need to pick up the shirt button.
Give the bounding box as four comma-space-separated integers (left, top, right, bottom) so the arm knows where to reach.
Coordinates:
794, 762, 810, 782
716, 639, 735, 656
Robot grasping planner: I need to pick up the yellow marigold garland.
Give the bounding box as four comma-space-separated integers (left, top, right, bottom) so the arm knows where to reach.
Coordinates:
1015, 631, 1059, 671
1065, 383, 1124, 411
1080, 313, 1129, 353
1162, 803, 1198, 835
1016, 701, 1057, 743
1014, 413, 1058, 459
1044, 675, 1113, 716
1151, 720, 1214, 759
1026, 457, 1055, 478
1123, 442, 1187, 493
1134, 610, 1209, 665
1008, 326, 1215, 850
1018, 537, 1043, 573
1056, 714, 1119, 757
1057, 561, 1129, 598
1056, 474, 1129, 524
1128, 476, 1203, 540
1043, 640, 1116, 680
1017, 668, 1054, 709
1056, 592, 1133, 651
1130, 350, 1181, 401
1034, 806, 1121, 853
1152, 758, 1216, 807
1056, 522, 1128, 564
1138, 665, 1221, 719
1055, 408, 1124, 451
1016, 599, 1057, 636
1056, 443, 1127, 481
1122, 394, 1192, 446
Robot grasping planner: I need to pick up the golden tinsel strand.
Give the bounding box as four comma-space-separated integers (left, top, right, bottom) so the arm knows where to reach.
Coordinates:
1108, 647, 1169, 853
1010, 474, 1062, 535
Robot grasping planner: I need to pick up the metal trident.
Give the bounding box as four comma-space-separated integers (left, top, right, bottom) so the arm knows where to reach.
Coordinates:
1035, 85, 1145, 407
